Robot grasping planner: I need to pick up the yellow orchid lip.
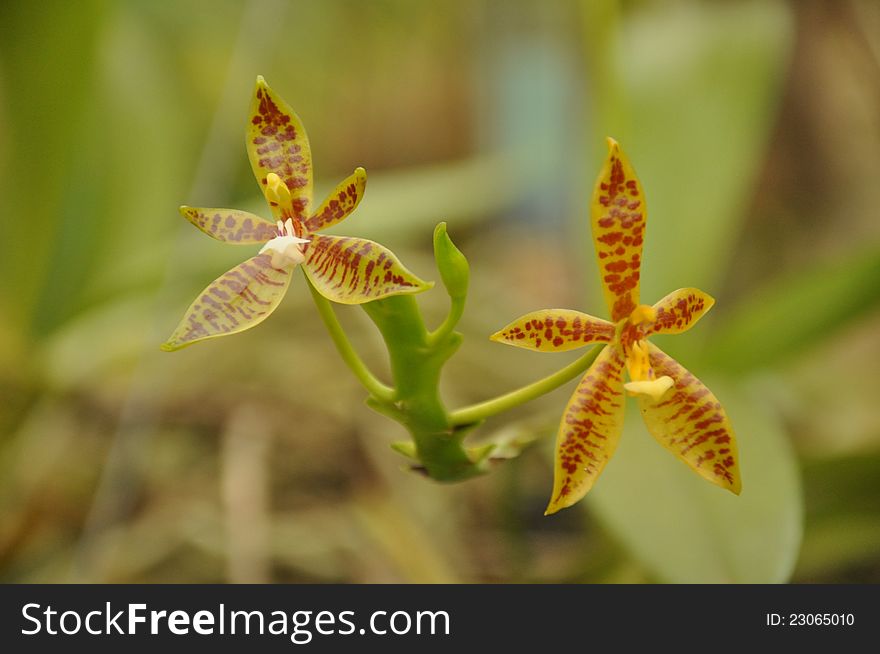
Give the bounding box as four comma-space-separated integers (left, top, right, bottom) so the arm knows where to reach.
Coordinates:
624, 376, 674, 400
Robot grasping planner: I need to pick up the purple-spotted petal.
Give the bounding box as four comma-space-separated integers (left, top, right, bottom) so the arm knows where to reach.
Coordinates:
636, 342, 741, 494
305, 167, 367, 233
646, 287, 715, 336
546, 344, 627, 515
161, 253, 292, 351
180, 206, 277, 244
302, 234, 432, 305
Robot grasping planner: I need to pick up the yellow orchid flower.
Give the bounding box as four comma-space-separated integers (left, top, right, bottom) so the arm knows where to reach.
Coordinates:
162, 76, 431, 351
491, 138, 740, 515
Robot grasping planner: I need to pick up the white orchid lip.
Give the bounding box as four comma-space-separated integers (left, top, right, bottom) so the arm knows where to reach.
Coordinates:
260, 218, 310, 268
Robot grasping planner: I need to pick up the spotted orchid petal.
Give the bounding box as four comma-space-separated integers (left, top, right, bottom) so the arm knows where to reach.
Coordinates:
179, 206, 277, 244
306, 167, 367, 233
591, 138, 646, 322
490, 309, 615, 352
636, 342, 741, 494
546, 345, 627, 515
247, 76, 313, 221
161, 253, 292, 351
647, 287, 715, 336
302, 234, 432, 305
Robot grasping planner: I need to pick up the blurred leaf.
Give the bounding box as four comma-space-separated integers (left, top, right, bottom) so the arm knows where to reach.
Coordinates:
801, 450, 880, 522
587, 378, 802, 583
709, 247, 880, 372
795, 451, 880, 579
0, 0, 105, 340
319, 154, 524, 242
795, 515, 880, 581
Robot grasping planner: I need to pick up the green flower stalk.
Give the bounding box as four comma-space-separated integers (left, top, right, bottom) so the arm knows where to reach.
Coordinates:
162, 77, 605, 482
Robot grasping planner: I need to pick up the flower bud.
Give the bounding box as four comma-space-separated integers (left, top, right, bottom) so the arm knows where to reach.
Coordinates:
433, 222, 469, 300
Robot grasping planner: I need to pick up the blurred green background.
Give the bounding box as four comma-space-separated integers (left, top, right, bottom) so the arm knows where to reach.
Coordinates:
1, 0, 878, 583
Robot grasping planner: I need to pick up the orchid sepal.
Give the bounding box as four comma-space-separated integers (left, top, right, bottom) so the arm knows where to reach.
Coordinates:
490, 309, 615, 352
247, 75, 313, 220
161, 253, 292, 352
179, 206, 277, 244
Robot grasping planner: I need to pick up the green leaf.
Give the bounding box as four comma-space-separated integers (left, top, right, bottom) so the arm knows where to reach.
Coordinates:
587, 377, 802, 583
0, 0, 105, 340
709, 247, 880, 372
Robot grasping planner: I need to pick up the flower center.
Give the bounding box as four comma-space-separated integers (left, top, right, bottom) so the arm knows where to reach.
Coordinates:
629, 304, 656, 326
259, 218, 310, 269
625, 340, 652, 381
621, 306, 673, 401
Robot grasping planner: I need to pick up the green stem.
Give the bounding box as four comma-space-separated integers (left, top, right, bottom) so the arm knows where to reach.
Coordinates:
306, 276, 395, 403
361, 295, 481, 481
448, 345, 604, 426
428, 293, 465, 346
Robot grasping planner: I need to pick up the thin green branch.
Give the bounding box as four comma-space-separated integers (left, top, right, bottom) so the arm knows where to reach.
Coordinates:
428, 294, 465, 346
448, 345, 604, 427
306, 276, 395, 403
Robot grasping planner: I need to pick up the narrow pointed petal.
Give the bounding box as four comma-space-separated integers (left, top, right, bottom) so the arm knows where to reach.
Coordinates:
305, 167, 367, 233
179, 206, 277, 244
161, 254, 291, 351
591, 138, 646, 322
490, 309, 614, 352
303, 234, 432, 304
647, 287, 715, 336
247, 76, 313, 220
546, 345, 627, 515
636, 342, 741, 494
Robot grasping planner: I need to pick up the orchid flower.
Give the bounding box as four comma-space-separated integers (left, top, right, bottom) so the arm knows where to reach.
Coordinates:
162, 77, 431, 351
491, 139, 740, 515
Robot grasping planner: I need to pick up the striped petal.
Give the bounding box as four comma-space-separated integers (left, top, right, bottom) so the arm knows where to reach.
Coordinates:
591, 138, 646, 322
490, 309, 614, 352
305, 167, 367, 233
180, 206, 277, 244
247, 76, 313, 220
647, 288, 715, 336
636, 342, 741, 494
546, 345, 626, 515
161, 254, 291, 351
302, 234, 432, 305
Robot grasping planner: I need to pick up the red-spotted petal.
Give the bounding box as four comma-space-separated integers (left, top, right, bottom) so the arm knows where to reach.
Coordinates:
546, 345, 627, 515
591, 138, 646, 322
302, 234, 432, 305
180, 206, 277, 244
490, 309, 614, 352
647, 288, 715, 336
161, 254, 291, 351
636, 342, 741, 494
305, 167, 367, 233
247, 76, 313, 220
